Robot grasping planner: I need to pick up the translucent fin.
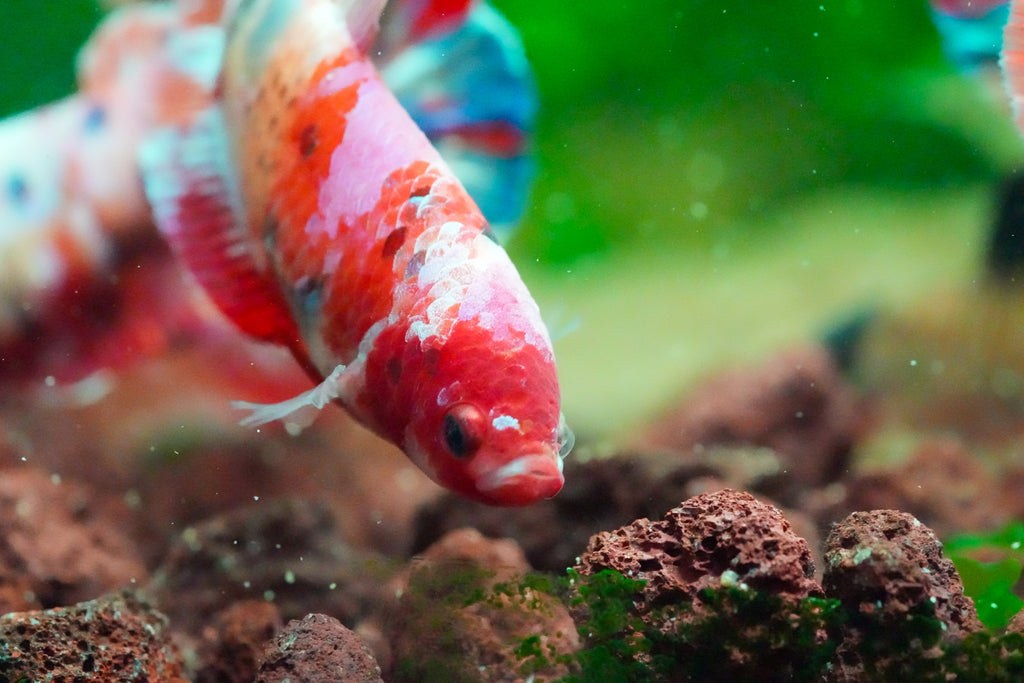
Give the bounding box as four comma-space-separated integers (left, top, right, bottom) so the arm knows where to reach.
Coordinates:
377, 2, 536, 239
139, 107, 306, 354
231, 363, 347, 430
346, 0, 391, 52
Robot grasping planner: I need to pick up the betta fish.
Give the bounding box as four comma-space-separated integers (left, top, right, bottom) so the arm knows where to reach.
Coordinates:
0, 0, 572, 506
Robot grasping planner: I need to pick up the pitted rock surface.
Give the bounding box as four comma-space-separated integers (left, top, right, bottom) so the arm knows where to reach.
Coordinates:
0, 590, 185, 681
256, 613, 383, 683
577, 489, 821, 611
823, 509, 982, 638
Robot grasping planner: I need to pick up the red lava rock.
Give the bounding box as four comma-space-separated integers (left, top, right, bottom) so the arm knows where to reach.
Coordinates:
387, 528, 579, 682
576, 488, 822, 615
256, 613, 383, 682
0, 589, 185, 681
1006, 608, 1024, 635
412, 451, 740, 573
819, 437, 1008, 539
0, 466, 146, 614
193, 600, 284, 683
148, 497, 393, 636
823, 508, 982, 678
641, 345, 864, 497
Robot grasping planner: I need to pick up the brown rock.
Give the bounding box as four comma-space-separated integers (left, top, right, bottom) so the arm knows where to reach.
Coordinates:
0, 466, 146, 614
148, 497, 393, 636
1006, 607, 1024, 635
388, 528, 579, 682
0, 590, 185, 681
823, 510, 983, 679
577, 488, 821, 615
824, 509, 982, 637
819, 438, 1007, 540
641, 345, 864, 497
256, 613, 383, 683
194, 600, 283, 683
411, 451, 736, 573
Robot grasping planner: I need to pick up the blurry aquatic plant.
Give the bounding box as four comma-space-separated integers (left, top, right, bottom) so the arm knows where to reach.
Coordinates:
946, 522, 1024, 630
486, 568, 842, 682
481, 566, 1024, 680
3, 0, 1017, 267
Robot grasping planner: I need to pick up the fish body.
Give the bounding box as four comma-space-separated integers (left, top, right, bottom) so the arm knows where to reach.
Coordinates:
1, 0, 568, 505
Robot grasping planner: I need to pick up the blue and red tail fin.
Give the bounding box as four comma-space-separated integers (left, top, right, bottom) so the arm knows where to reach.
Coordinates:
377, 1, 536, 240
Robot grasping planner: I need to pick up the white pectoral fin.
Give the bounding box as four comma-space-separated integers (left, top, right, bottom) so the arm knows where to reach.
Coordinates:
231, 364, 347, 433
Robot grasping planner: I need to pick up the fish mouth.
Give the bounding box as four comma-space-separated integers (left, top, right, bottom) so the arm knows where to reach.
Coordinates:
475, 453, 565, 506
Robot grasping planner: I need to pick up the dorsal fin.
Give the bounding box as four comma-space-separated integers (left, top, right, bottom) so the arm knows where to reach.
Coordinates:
140, 106, 319, 379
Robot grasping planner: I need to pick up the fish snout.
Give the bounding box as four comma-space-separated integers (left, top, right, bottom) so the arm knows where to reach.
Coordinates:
475, 452, 564, 506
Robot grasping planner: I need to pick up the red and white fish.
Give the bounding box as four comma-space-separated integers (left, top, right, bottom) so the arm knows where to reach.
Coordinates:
0, 0, 571, 506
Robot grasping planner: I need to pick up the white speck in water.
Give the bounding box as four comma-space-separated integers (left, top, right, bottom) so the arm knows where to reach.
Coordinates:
44, 375, 55, 387
909, 359, 917, 367
284, 570, 295, 585
253, 495, 260, 501
50, 473, 61, 485
264, 590, 275, 601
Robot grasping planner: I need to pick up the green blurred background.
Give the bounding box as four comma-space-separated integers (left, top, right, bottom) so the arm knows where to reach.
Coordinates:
2, 0, 1021, 438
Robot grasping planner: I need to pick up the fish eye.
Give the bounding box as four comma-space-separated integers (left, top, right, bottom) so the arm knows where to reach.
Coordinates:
442, 403, 485, 459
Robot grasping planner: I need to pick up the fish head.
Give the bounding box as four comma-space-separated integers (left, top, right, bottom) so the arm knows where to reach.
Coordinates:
360, 229, 572, 506
403, 323, 572, 506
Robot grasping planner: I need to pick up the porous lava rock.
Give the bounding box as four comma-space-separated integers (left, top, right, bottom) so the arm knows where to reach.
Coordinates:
411, 452, 731, 572
193, 600, 283, 683
255, 613, 383, 683
824, 509, 982, 635
148, 497, 393, 636
387, 528, 579, 682
641, 345, 864, 497
0, 590, 185, 681
0, 466, 145, 614
818, 437, 1008, 539
576, 488, 822, 614
823, 509, 983, 679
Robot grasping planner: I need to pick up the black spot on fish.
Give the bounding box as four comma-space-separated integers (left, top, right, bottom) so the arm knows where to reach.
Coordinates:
294, 276, 325, 320
422, 347, 441, 376
6, 173, 27, 204
83, 105, 106, 133
409, 180, 433, 198
386, 356, 402, 385
405, 250, 426, 280
299, 124, 318, 157
382, 226, 407, 261
262, 215, 280, 251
